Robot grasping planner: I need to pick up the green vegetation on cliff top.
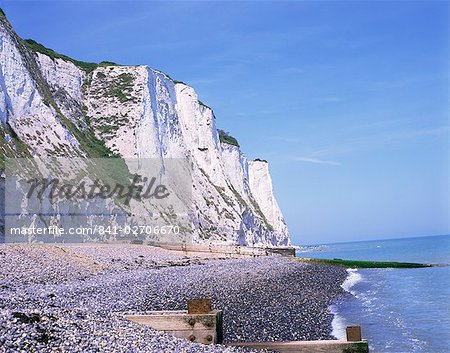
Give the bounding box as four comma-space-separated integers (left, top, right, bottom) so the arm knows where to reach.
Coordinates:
218, 129, 240, 147
23, 39, 118, 72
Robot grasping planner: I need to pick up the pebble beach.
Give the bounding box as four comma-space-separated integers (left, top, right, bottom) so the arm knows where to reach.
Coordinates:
0, 244, 347, 352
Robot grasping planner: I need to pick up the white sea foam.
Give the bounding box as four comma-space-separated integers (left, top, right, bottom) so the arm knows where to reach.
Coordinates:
330, 269, 364, 340
330, 304, 347, 340
341, 268, 363, 296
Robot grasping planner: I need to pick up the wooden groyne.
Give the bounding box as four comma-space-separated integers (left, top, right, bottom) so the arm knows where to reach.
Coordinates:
124, 299, 222, 344
226, 326, 368, 353
124, 299, 369, 353
225, 339, 368, 353
124, 310, 223, 344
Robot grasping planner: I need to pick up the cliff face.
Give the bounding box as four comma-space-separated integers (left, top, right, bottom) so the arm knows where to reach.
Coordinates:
0, 12, 290, 246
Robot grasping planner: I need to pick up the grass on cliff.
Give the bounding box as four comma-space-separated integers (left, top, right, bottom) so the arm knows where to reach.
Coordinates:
0, 7, 131, 190
17, 38, 121, 160
106, 73, 135, 103
218, 129, 240, 147
298, 257, 435, 268
0, 123, 32, 170
23, 39, 118, 72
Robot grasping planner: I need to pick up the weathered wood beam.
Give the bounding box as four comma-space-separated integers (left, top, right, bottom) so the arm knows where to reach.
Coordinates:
225, 339, 369, 353
124, 310, 223, 344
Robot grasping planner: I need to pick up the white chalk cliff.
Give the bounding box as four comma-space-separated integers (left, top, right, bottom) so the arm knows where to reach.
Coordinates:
0, 10, 290, 246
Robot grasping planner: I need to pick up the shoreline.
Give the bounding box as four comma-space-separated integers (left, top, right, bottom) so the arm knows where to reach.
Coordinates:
299, 235, 450, 353
329, 268, 363, 341
0, 244, 348, 352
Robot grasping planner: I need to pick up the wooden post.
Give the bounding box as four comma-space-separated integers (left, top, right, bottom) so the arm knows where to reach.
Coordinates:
346, 326, 362, 342
187, 298, 212, 314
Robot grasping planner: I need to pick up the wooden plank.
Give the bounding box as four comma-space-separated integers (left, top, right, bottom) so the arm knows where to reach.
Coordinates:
124, 310, 223, 344
124, 311, 220, 331
225, 340, 369, 353
166, 329, 217, 344
132, 310, 187, 315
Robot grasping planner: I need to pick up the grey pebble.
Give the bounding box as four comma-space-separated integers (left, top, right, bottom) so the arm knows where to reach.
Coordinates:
0, 244, 347, 353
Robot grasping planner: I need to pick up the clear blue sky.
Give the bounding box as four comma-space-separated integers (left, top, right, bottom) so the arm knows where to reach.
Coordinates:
1, 1, 448, 245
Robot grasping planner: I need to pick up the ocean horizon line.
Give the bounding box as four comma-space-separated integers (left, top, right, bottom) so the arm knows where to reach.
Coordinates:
298, 233, 449, 247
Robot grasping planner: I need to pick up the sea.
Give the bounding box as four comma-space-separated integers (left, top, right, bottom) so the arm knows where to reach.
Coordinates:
297, 234, 450, 353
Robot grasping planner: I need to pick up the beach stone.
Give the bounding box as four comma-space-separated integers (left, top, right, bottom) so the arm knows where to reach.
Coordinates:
0, 244, 347, 352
